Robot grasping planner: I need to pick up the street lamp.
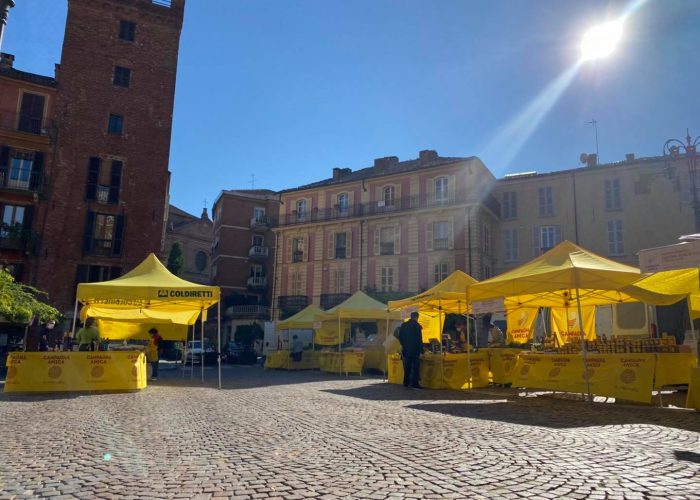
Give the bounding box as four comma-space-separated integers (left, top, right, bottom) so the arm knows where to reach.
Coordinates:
0, 0, 15, 53
663, 130, 700, 232
580, 20, 623, 62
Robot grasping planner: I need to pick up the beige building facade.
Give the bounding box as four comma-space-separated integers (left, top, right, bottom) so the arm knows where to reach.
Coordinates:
163, 204, 213, 284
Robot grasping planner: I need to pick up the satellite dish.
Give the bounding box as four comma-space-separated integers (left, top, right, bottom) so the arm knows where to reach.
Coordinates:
580, 153, 589, 164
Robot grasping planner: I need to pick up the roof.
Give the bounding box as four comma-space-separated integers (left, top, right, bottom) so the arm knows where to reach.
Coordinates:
0, 66, 56, 88
280, 155, 478, 194
217, 189, 280, 203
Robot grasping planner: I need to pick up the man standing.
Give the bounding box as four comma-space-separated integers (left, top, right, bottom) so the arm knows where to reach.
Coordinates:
76, 317, 100, 351
488, 323, 504, 347
290, 334, 304, 363
146, 327, 163, 381
398, 311, 423, 388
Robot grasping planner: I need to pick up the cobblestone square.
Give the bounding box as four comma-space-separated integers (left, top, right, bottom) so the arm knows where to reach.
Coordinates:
1, 365, 699, 499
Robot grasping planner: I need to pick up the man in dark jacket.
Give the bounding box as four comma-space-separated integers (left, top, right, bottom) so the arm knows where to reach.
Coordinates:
398, 311, 423, 388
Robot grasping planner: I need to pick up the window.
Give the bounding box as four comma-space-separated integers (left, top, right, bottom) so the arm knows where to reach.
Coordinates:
380, 267, 394, 292
539, 225, 560, 253
434, 262, 449, 284
108, 114, 124, 135
292, 237, 304, 262
382, 186, 395, 207
332, 268, 346, 293
483, 225, 491, 255
83, 212, 125, 256
290, 271, 303, 296
295, 199, 307, 221
119, 20, 136, 41
607, 220, 624, 256
433, 221, 449, 250
504, 228, 518, 262
1, 205, 25, 236
605, 179, 621, 210
9, 152, 32, 189
195, 250, 207, 272
18, 92, 45, 134
334, 232, 347, 259
253, 207, 266, 222
337, 193, 349, 215
538, 186, 553, 216
435, 177, 449, 205
502, 191, 517, 219
113, 66, 131, 88
380, 227, 395, 255
250, 264, 264, 278
76, 265, 121, 284
252, 234, 264, 247
85, 157, 122, 204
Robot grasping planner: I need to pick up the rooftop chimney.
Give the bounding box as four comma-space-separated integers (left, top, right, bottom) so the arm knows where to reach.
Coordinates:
0, 51, 14, 69
625, 153, 635, 162
419, 150, 438, 163
332, 167, 352, 180
373, 156, 399, 170
0, 1, 16, 54
586, 153, 597, 167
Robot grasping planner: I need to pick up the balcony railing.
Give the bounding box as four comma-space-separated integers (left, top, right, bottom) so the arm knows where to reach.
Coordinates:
249, 245, 269, 258
0, 112, 51, 136
277, 190, 501, 227
0, 226, 37, 253
225, 305, 271, 319
320, 293, 351, 310
247, 276, 267, 288
277, 295, 309, 310
433, 238, 449, 250
250, 216, 270, 231
0, 167, 43, 192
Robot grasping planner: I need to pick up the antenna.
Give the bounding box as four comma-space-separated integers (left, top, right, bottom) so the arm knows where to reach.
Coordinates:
250, 174, 255, 189
586, 119, 599, 160
203, 198, 207, 210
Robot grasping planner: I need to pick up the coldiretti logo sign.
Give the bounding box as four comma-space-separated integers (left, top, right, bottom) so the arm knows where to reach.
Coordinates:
157, 289, 214, 298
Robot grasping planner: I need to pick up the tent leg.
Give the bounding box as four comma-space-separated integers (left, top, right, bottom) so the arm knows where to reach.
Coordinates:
201, 311, 205, 384
576, 289, 592, 403
70, 299, 79, 337
190, 324, 195, 379
217, 301, 222, 390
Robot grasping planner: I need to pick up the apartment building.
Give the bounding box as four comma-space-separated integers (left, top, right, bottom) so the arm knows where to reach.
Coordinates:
163, 204, 213, 284
0, 53, 56, 283
272, 150, 501, 319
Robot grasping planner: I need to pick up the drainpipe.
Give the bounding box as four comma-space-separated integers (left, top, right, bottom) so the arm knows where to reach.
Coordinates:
572, 171, 579, 244
271, 229, 279, 321
359, 219, 364, 290
466, 206, 473, 276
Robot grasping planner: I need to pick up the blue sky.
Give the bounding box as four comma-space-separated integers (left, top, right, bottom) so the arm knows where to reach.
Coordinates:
3, 0, 699, 216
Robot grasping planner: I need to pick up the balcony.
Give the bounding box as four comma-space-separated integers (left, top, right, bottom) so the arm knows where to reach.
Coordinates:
225, 304, 271, 319
250, 216, 270, 232
0, 167, 43, 193
320, 293, 351, 310
433, 238, 449, 250
247, 276, 267, 288
0, 226, 37, 253
248, 245, 269, 259
277, 295, 309, 310
0, 112, 51, 136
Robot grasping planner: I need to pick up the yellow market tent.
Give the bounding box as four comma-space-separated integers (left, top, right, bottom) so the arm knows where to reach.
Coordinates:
623, 267, 700, 319
387, 270, 478, 313
75, 253, 222, 387
275, 304, 323, 331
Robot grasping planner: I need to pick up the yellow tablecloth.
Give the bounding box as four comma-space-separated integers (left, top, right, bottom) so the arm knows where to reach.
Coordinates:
686, 367, 700, 410
388, 355, 403, 384
4, 351, 147, 393
654, 353, 698, 389
484, 348, 523, 385
264, 350, 319, 370
362, 346, 387, 372
318, 351, 364, 375
387, 352, 489, 389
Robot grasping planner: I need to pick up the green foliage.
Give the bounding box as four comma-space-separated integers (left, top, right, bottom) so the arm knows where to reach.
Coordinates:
0, 270, 60, 323
167, 242, 184, 276
234, 323, 264, 347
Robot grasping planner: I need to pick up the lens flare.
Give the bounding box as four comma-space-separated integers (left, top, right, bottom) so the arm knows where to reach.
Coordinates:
580, 20, 623, 61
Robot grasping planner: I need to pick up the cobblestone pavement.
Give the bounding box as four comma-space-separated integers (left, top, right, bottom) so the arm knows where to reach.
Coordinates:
1, 365, 699, 499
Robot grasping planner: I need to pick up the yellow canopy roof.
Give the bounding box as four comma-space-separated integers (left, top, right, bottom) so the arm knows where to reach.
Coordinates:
315, 291, 402, 321
469, 241, 641, 308
275, 304, 323, 331
77, 253, 220, 328
388, 270, 477, 313
623, 268, 700, 306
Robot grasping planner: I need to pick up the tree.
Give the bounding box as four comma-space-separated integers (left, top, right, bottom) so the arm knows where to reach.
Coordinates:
0, 270, 60, 323
234, 323, 264, 348
167, 242, 184, 276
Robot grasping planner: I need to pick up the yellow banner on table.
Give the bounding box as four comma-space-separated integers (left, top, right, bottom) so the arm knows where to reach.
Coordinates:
585, 354, 655, 404
505, 307, 538, 344
513, 353, 585, 393
487, 348, 522, 384
550, 306, 596, 345
419, 354, 445, 389
442, 352, 489, 389
4, 351, 146, 393
654, 353, 697, 389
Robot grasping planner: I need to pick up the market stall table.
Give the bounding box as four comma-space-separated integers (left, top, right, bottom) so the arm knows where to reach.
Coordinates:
387, 352, 490, 389
483, 348, 523, 385
4, 351, 146, 393
686, 367, 700, 410
264, 350, 319, 370
318, 350, 364, 375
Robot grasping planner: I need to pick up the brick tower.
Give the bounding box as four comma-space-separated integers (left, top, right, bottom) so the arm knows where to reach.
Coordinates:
34, 0, 185, 314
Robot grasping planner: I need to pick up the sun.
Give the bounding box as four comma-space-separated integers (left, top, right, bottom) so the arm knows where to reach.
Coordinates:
580, 20, 624, 61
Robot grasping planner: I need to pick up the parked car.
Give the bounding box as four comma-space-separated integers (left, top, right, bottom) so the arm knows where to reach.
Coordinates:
185, 340, 216, 364
222, 341, 245, 364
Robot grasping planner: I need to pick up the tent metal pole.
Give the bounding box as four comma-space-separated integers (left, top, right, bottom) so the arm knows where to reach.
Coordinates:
384, 315, 389, 381
200, 310, 204, 384
217, 301, 222, 390
190, 324, 194, 379
576, 289, 592, 403
339, 315, 344, 377
70, 299, 79, 336
438, 300, 444, 388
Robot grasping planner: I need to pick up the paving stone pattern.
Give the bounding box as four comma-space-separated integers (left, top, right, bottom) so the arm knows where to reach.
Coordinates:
1, 365, 699, 499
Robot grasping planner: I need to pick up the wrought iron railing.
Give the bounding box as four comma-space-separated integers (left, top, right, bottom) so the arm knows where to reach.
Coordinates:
320, 293, 351, 310
226, 305, 271, 319
247, 276, 267, 288
277, 295, 309, 310
0, 166, 43, 192
249, 245, 269, 258
0, 112, 51, 136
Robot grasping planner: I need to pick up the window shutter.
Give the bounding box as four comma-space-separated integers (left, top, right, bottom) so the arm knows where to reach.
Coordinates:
83, 211, 95, 254
108, 160, 123, 204
302, 236, 308, 262
428, 177, 435, 205
448, 217, 454, 249
426, 222, 434, 251
394, 225, 401, 255
327, 231, 335, 259
449, 175, 456, 202
555, 225, 562, 245
29, 151, 43, 191
345, 229, 352, 258
374, 227, 380, 255
532, 226, 540, 257
21, 205, 34, 230
395, 184, 402, 206
286, 237, 292, 263
348, 191, 354, 213
0, 146, 11, 168
85, 157, 100, 201
112, 215, 125, 256
75, 264, 89, 284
